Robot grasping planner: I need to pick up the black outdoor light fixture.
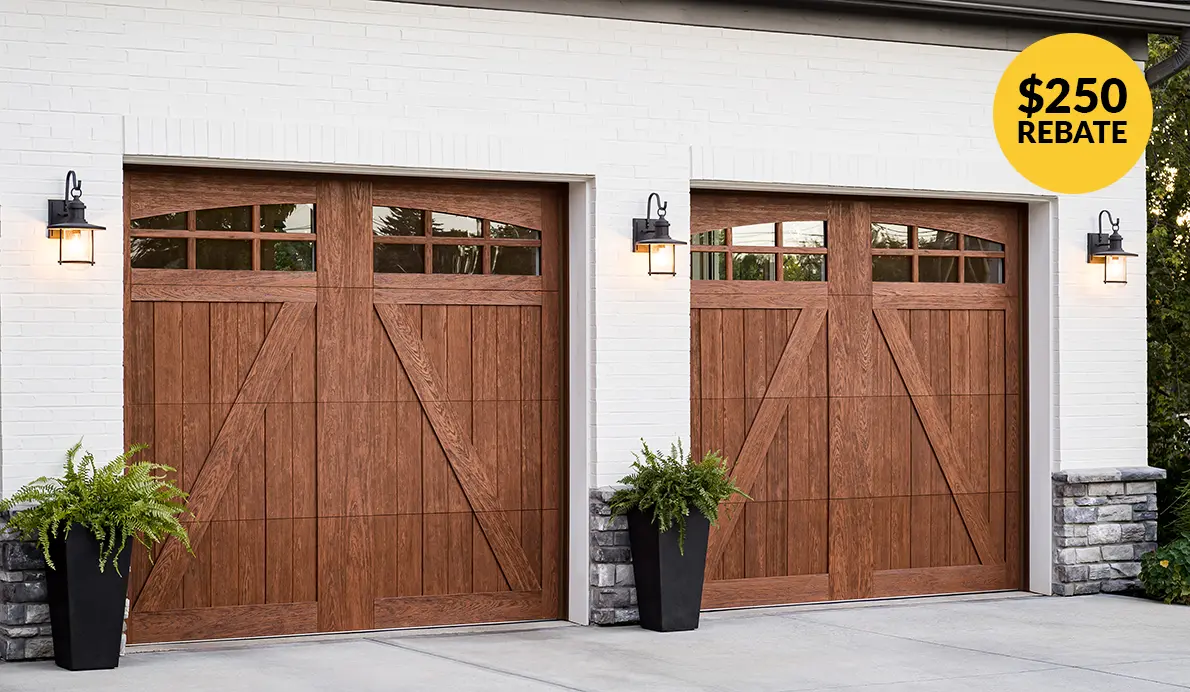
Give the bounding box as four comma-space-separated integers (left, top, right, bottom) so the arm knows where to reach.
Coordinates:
1086, 210, 1137, 284
632, 193, 686, 276
47, 170, 104, 265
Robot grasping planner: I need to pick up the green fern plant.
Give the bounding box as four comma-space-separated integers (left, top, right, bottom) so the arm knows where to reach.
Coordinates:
609, 440, 748, 553
0, 442, 192, 573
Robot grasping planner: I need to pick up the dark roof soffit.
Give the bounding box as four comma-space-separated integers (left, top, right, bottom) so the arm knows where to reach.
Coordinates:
785, 0, 1190, 32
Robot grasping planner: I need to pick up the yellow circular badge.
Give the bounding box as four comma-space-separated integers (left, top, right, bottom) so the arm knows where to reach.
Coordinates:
993, 33, 1152, 194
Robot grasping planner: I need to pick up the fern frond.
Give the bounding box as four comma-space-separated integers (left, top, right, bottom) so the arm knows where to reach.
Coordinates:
609, 438, 749, 554
0, 442, 193, 573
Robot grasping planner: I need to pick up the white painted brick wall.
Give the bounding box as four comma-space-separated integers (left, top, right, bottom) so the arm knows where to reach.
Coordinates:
0, 0, 1147, 494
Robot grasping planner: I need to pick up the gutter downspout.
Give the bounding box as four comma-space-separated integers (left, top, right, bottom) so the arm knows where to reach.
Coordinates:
1148, 28, 1190, 87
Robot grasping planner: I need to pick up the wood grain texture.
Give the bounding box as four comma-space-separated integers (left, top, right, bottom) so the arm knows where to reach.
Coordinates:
377, 303, 540, 591
131, 270, 317, 287
871, 563, 1013, 598
871, 284, 1011, 311
372, 178, 565, 236
692, 282, 828, 309
126, 167, 318, 220
690, 191, 831, 233
829, 499, 874, 600
874, 308, 997, 564
136, 302, 315, 612
373, 273, 544, 291
690, 191, 1025, 608
373, 288, 543, 306
127, 602, 318, 644
869, 201, 1018, 246
372, 591, 545, 629
701, 574, 829, 609
127, 171, 566, 641
705, 308, 826, 572
132, 285, 318, 303
827, 200, 871, 297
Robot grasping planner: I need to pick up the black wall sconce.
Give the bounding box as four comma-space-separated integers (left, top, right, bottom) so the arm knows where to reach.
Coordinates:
47, 171, 104, 265
632, 193, 686, 276
1086, 210, 1137, 284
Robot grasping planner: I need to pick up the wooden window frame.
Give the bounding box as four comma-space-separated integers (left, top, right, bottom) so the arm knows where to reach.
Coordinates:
871, 224, 1006, 284
691, 220, 828, 282
130, 205, 317, 272
371, 207, 544, 277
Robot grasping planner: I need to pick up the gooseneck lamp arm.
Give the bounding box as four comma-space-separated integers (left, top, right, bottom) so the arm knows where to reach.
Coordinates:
63, 170, 80, 204
646, 192, 666, 228
1099, 209, 1119, 237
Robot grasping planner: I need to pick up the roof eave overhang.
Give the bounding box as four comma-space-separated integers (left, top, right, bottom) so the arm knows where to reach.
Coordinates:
774, 0, 1190, 32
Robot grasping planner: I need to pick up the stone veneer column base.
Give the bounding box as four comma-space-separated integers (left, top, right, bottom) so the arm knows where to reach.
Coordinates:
589, 488, 638, 625
1053, 467, 1166, 596
0, 512, 53, 661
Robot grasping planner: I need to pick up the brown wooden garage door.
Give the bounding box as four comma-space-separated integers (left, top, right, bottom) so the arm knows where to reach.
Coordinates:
691, 192, 1024, 608
122, 168, 565, 643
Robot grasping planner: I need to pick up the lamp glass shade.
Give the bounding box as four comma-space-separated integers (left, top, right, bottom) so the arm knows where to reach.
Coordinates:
648, 243, 677, 276
60, 228, 93, 264
1104, 254, 1127, 284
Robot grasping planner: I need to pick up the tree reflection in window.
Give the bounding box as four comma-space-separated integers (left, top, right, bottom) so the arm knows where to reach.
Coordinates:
373, 207, 423, 236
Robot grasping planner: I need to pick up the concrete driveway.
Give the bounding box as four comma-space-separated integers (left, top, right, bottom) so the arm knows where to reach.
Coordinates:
2, 593, 1188, 691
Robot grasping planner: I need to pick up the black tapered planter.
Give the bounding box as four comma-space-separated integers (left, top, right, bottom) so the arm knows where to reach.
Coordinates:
46, 524, 132, 671
626, 508, 710, 632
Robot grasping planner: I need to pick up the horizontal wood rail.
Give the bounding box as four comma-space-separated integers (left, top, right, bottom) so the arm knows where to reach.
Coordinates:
131, 269, 317, 286
132, 285, 318, 303
374, 236, 540, 247
871, 564, 1013, 598
373, 591, 545, 629
373, 288, 542, 306
127, 602, 318, 644
702, 574, 829, 609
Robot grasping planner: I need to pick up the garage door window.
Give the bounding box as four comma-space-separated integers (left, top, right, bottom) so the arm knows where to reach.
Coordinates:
692, 220, 827, 281
130, 204, 316, 271
373, 206, 542, 276
871, 223, 1005, 283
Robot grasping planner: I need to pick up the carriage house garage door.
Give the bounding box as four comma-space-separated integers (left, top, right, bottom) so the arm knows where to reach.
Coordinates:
691, 192, 1025, 608
123, 168, 565, 643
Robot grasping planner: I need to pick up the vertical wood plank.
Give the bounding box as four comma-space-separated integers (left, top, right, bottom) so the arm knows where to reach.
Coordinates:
397, 362, 424, 514
722, 309, 745, 403
398, 514, 424, 597
210, 521, 240, 607
423, 514, 449, 596
180, 304, 212, 609
446, 306, 473, 514
293, 517, 317, 602
472, 516, 504, 592
422, 306, 452, 515
829, 499, 873, 600
448, 513, 474, 595
266, 518, 294, 604
238, 304, 267, 523
744, 501, 766, 578
541, 293, 561, 403
154, 303, 184, 406
239, 520, 266, 605
372, 516, 399, 599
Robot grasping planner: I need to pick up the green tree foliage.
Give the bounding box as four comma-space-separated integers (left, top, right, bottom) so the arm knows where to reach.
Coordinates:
610, 440, 749, 553
0, 443, 191, 573
374, 207, 424, 237
732, 254, 773, 280
1148, 36, 1190, 540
